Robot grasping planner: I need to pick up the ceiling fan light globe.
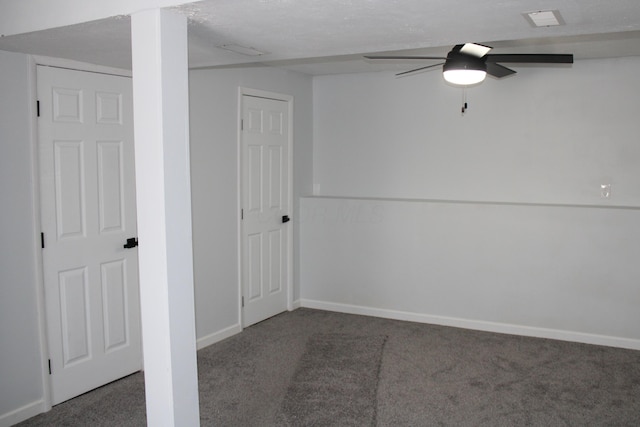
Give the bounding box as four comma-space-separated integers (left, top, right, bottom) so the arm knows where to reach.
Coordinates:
443, 69, 487, 85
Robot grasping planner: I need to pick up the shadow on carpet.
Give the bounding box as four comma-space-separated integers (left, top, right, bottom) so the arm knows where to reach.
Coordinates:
275, 333, 387, 426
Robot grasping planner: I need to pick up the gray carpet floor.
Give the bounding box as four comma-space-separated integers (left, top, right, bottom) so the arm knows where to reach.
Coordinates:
17, 308, 640, 426
276, 333, 387, 426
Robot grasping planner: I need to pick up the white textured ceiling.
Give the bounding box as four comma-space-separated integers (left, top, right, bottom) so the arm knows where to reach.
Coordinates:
1, 0, 640, 74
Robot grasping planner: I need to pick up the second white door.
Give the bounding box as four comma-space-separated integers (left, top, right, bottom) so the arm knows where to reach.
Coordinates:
241, 93, 292, 327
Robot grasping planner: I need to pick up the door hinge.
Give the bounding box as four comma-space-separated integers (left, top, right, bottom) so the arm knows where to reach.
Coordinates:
242, 296, 244, 308
37, 100, 40, 117
241, 209, 244, 220
241, 119, 244, 131
41, 232, 45, 249
48, 359, 52, 375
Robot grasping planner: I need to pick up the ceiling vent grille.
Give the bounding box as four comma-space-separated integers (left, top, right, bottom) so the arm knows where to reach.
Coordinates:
523, 10, 565, 27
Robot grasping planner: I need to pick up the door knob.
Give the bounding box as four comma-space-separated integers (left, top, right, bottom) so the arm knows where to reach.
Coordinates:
282, 215, 291, 223
123, 237, 138, 249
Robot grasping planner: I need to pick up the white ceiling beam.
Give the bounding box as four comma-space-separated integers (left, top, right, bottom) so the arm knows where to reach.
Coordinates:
0, 0, 200, 37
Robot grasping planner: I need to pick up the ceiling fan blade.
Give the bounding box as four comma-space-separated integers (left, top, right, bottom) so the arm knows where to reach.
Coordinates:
486, 62, 516, 78
460, 43, 492, 58
396, 62, 444, 77
364, 55, 446, 60
486, 53, 573, 64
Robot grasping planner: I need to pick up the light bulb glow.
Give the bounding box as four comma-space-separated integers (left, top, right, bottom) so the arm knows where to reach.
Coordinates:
443, 69, 487, 85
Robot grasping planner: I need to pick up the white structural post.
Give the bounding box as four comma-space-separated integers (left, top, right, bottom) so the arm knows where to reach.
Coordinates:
131, 9, 200, 426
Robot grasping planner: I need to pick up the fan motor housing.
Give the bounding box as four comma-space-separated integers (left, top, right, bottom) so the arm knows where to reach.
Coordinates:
443, 52, 487, 73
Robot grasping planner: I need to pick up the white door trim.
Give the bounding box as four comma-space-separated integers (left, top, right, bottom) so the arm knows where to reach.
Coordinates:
28, 55, 53, 418
237, 87, 294, 328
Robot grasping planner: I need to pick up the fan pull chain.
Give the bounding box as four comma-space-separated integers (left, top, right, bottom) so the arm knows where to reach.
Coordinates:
461, 87, 468, 116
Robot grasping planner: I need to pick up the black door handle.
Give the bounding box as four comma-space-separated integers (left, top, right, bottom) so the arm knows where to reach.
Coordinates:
282, 215, 290, 223
123, 237, 138, 249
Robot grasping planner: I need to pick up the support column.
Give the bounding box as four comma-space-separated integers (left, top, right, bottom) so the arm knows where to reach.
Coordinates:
131, 9, 200, 426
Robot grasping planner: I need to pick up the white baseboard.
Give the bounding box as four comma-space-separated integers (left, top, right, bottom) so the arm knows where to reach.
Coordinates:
196, 323, 242, 350
291, 299, 302, 310
0, 399, 47, 427
299, 299, 640, 351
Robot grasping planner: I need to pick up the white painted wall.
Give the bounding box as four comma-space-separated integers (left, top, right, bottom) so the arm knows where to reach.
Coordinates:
0, 50, 46, 425
313, 57, 640, 205
300, 197, 640, 348
189, 66, 313, 345
304, 57, 640, 349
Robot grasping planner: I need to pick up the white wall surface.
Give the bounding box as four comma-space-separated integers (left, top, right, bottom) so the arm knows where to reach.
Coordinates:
189, 66, 313, 344
305, 57, 640, 349
300, 197, 640, 348
0, 50, 46, 424
313, 57, 640, 206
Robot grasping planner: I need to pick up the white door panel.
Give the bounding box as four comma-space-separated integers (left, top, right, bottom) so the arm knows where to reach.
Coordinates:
241, 94, 291, 327
38, 66, 141, 405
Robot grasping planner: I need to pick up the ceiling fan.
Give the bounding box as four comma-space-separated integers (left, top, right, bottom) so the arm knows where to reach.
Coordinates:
364, 43, 573, 85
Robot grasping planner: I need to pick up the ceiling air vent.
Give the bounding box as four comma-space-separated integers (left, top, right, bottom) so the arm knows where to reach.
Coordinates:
523, 10, 565, 27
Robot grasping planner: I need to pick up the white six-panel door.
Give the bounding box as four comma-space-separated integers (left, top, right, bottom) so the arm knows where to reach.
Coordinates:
37, 66, 142, 405
241, 93, 292, 327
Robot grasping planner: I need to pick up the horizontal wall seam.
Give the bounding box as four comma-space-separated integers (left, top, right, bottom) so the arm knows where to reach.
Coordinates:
302, 196, 640, 211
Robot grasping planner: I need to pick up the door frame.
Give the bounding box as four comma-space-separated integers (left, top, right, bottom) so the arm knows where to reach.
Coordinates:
29, 56, 133, 414
237, 87, 294, 328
